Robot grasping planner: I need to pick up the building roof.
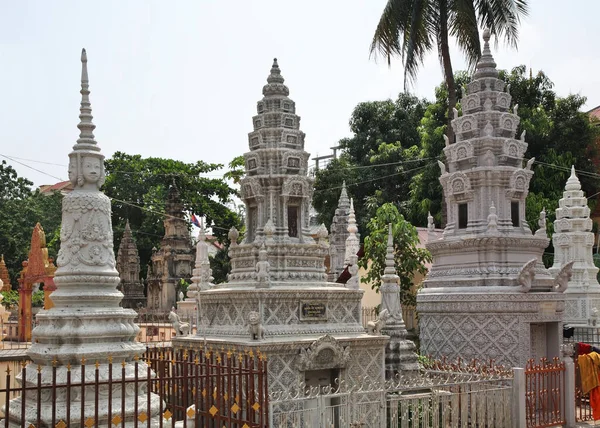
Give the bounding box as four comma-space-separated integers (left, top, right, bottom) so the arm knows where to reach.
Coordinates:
588, 105, 600, 121
38, 180, 74, 195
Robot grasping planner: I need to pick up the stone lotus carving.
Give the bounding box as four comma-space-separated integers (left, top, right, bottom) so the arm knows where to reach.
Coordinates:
517, 259, 537, 293
247, 311, 265, 340
367, 309, 390, 335
554, 261, 574, 293
297, 335, 351, 371
169, 307, 190, 336
240, 177, 264, 199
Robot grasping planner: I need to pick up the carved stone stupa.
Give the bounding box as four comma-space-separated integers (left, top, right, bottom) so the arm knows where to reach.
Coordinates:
328, 182, 352, 281
417, 31, 567, 367
3, 49, 160, 426
175, 60, 386, 408
550, 167, 600, 324
116, 220, 145, 309
146, 182, 194, 311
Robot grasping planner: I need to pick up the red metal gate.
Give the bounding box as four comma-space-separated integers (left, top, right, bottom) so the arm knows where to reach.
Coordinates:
525, 358, 565, 428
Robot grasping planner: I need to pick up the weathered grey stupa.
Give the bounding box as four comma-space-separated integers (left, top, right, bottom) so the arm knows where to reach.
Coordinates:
175, 60, 391, 404
146, 182, 194, 311
550, 167, 600, 324
116, 220, 146, 308
3, 50, 161, 426
417, 31, 569, 367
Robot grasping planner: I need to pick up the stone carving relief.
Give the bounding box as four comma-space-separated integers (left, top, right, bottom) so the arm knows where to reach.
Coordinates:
448, 171, 471, 196
240, 177, 264, 199
168, 308, 190, 336
503, 140, 525, 159
507, 169, 532, 196
297, 335, 351, 371
500, 112, 519, 133
496, 93, 510, 109
247, 311, 265, 340
463, 93, 480, 111
554, 261, 574, 293
367, 309, 389, 335
517, 259, 537, 293
282, 177, 308, 197
255, 244, 271, 288
450, 141, 474, 162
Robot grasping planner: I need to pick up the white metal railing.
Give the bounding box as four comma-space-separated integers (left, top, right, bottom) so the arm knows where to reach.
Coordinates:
269, 368, 514, 428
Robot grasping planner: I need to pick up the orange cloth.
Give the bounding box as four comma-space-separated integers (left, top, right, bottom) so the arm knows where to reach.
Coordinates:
592, 387, 600, 420
579, 352, 600, 394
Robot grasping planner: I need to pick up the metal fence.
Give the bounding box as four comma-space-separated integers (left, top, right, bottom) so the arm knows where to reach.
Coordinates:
270, 358, 514, 427
0, 346, 268, 427
525, 357, 566, 428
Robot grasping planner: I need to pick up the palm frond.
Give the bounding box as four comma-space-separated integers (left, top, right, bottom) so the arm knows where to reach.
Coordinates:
403, 0, 435, 89
449, 0, 480, 72
370, 0, 413, 65
474, 0, 529, 47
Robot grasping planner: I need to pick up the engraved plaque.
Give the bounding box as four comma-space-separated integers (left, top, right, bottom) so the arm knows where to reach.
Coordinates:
300, 302, 327, 321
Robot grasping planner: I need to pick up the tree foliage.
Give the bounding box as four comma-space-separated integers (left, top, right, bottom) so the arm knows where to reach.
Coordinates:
313, 93, 429, 232
103, 152, 242, 279
359, 203, 431, 306
0, 161, 63, 287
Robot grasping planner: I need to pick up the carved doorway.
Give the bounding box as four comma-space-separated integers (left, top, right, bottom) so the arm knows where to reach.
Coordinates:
304, 368, 341, 427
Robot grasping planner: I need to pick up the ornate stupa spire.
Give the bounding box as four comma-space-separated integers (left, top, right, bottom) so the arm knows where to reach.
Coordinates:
4, 50, 161, 425
338, 181, 350, 208
228, 58, 327, 284
380, 224, 418, 376
473, 28, 498, 79
116, 220, 145, 309
550, 166, 600, 324
418, 30, 564, 367
344, 198, 360, 265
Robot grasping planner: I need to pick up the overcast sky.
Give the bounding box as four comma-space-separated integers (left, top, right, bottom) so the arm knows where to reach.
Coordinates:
1, 0, 598, 188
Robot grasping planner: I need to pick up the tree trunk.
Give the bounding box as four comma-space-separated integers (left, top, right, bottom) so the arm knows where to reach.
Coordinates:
439, 0, 454, 228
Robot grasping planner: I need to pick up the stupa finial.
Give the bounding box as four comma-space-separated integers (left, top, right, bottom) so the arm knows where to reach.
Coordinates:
474, 28, 498, 79
68, 49, 104, 190
384, 223, 395, 276
263, 57, 289, 96
565, 165, 582, 191
75, 48, 98, 150
338, 181, 350, 208
267, 57, 284, 84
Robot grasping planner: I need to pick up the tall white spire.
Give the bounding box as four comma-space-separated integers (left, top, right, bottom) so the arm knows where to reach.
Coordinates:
344, 198, 360, 264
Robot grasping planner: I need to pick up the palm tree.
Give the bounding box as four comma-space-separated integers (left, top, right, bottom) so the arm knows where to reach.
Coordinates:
370, 0, 528, 138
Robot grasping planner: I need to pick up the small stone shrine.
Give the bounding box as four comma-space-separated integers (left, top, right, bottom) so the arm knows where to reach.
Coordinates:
417, 30, 569, 367
3, 49, 160, 426
549, 167, 600, 325
175, 60, 390, 411
116, 220, 146, 309
146, 182, 194, 311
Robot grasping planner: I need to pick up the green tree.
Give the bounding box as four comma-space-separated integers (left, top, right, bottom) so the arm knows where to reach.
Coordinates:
313, 93, 429, 232
359, 203, 431, 306
370, 0, 528, 138
103, 152, 242, 279
0, 161, 63, 286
